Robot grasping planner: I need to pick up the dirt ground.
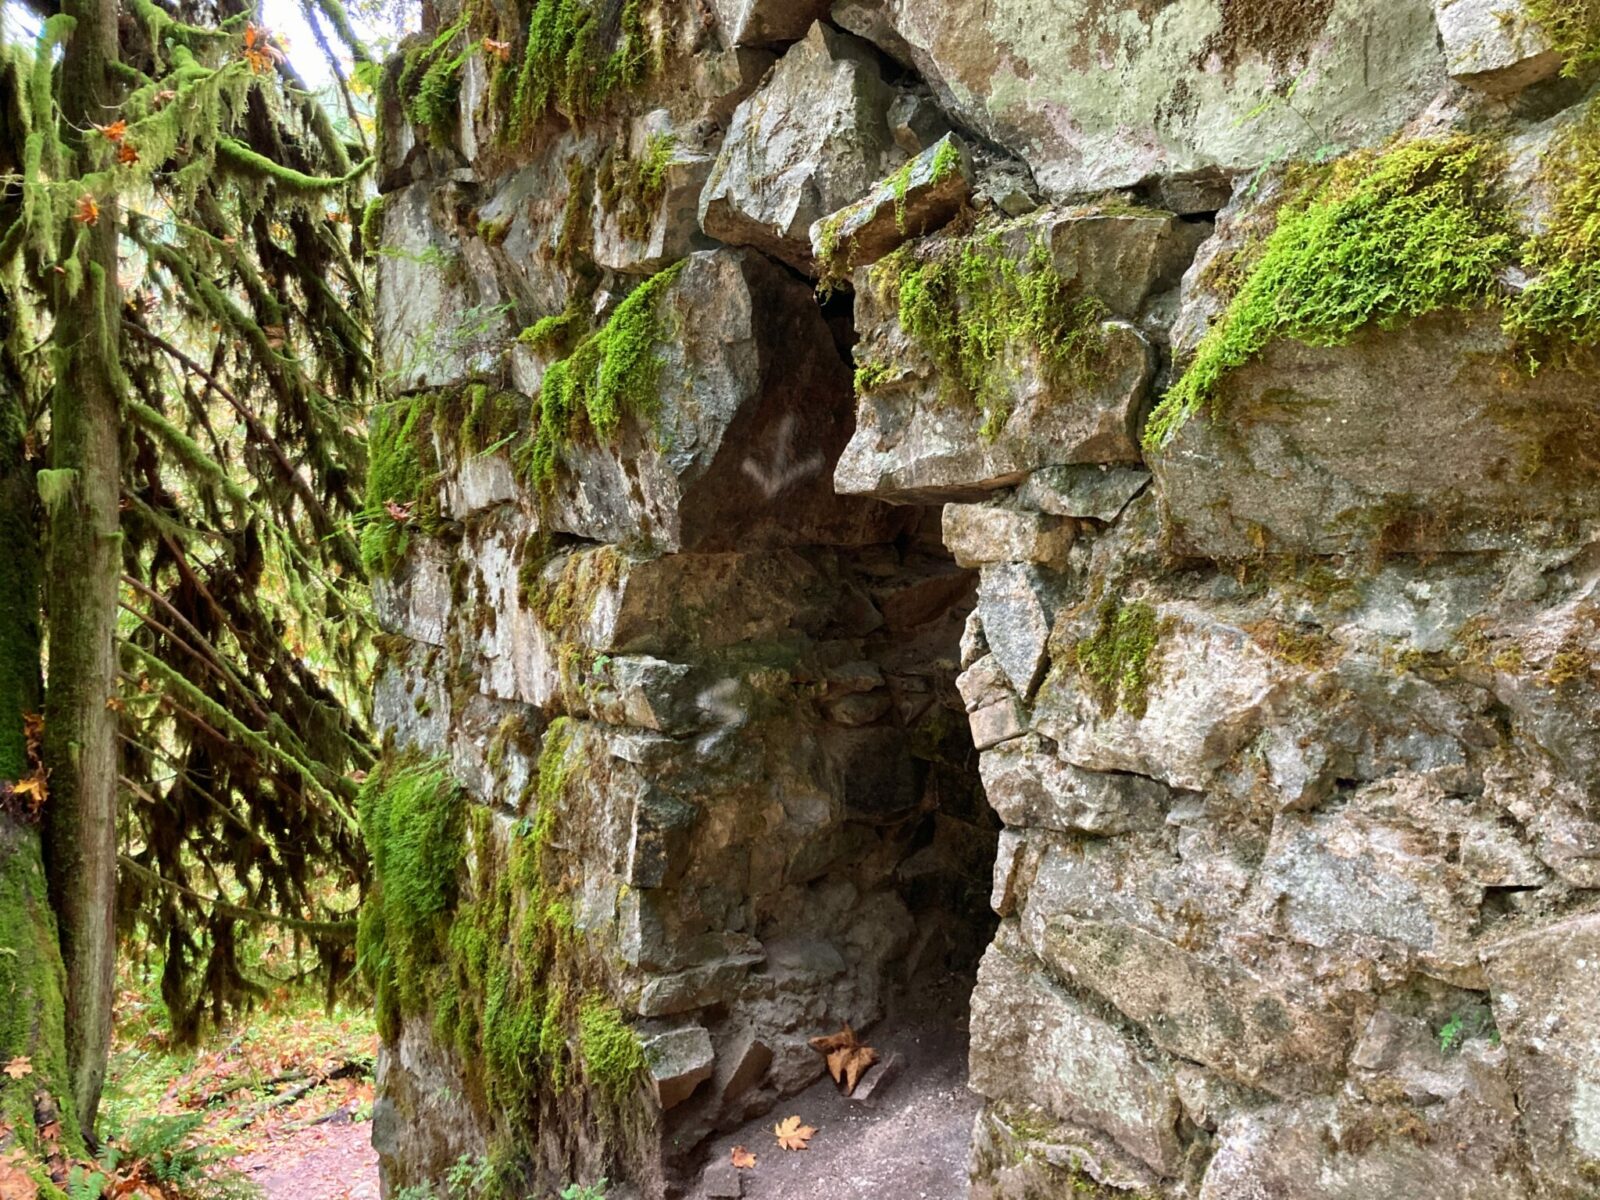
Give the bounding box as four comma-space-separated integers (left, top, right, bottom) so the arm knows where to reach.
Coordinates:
692, 991, 981, 1200
230, 1119, 380, 1200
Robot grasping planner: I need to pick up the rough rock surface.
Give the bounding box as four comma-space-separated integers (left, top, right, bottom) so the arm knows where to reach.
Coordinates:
368, 1, 1600, 1197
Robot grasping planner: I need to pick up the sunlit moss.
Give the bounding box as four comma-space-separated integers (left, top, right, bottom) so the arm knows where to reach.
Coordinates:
1145, 137, 1513, 448
1072, 598, 1160, 718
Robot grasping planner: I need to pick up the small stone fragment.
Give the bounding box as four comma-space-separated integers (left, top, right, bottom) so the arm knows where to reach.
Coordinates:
849, 1051, 903, 1106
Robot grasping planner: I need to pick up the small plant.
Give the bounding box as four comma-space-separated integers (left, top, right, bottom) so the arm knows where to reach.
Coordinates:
559, 1180, 609, 1200
1438, 1014, 1466, 1053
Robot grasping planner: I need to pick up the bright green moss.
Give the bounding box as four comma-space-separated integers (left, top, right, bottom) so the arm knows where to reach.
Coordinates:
1073, 598, 1160, 718
532, 717, 574, 853
357, 757, 466, 1039
1504, 101, 1600, 359
359, 194, 386, 255
577, 997, 643, 1101
519, 305, 587, 356
1524, 0, 1600, 75
399, 18, 469, 143
508, 0, 652, 134
360, 395, 439, 576
884, 233, 1108, 441
518, 262, 683, 491
599, 132, 676, 241
1145, 137, 1514, 449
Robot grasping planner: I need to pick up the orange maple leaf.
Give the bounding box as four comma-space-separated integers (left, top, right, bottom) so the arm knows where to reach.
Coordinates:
96, 119, 128, 143
730, 1146, 756, 1169
116, 141, 139, 166
2, 1057, 33, 1080
242, 24, 286, 74
74, 194, 99, 226
773, 1115, 815, 1152
482, 36, 511, 62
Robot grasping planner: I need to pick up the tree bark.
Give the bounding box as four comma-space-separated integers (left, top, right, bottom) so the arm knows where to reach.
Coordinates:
43, 0, 124, 1138
0, 348, 83, 1153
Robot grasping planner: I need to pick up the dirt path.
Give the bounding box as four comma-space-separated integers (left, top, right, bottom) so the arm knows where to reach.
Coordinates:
230, 1119, 380, 1200
693, 1001, 981, 1200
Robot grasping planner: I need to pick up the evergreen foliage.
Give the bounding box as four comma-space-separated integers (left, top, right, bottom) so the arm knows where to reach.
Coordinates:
0, 0, 377, 1089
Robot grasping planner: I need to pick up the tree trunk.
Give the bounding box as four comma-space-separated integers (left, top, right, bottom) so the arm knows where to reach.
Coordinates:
0, 356, 82, 1153
43, 0, 124, 1138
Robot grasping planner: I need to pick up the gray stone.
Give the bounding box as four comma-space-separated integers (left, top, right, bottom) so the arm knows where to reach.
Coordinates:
1433, 0, 1562, 93
979, 737, 1166, 835
1016, 465, 1151, 522
376, 184, 509, 391
594, 118, 716, 276
537, 250, 899, 551
832, 0, 1449, 197
1483, 912, 1600, 1192
627, 788, 698, 888
642, 1025, 716, 1110
1152, 312, 1600, 558
888, 91, 951, 154
636, 954, 765, 1017
701, 1160, 743, 1198
700, 23, 903, 272
849, 1051, 902, 1105
717, 1031, 774, 1102
809, 133, 974, 276
968, 699, 1026, 751
977, 564, 1058, 699
942, 504, 1074, 569
1039, 918, 1350, 1097
710, 0, 830, 47
968, 932, 1183, 1176
372, 538, 452, 646
836, 208, 1203, 501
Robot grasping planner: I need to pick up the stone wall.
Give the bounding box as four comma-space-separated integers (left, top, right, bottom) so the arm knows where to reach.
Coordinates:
367, 1, 1600, 1196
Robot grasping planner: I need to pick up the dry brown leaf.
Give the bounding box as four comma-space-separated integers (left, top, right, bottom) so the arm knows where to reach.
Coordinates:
2, 1057, 32, 1080
809, 1025, 878, 1095
482, 36, 511, 62
730, 1146, 756, 1169
0, 1154, 37, 1200
773, 1115, 815, 1151
74, 194, 99, 226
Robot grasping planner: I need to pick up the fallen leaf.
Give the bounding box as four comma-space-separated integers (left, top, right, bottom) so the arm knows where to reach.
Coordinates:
773, 1115, 815, 1152
731, 1146, 756, 1169
105, 696, 125, 712
0, 1154, 37, 1200
74, 194, 99, 226
96, 119, 128, 143
482, 36, 511, 62
383, 499, 413, 523
116, 141, 139, 166
2, 1057, 32, 1080
808, 1024, 878, 1096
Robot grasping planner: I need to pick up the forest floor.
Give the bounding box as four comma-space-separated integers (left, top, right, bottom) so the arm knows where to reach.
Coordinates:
104, 975, 380, 1199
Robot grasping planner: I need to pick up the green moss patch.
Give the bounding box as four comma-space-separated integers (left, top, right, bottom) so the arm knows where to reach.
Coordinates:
1525, 0, 1600, 75
577, 997, 644, 1102
398, 18, 469, 144
1504, 101, 1600, 359
508, 0, 653, 134
873, 231, 1109, 441
518, 261, 683, 491
1145, 136, 1514, 449
599, 132, 675, 242
361, 394, 441, 576
357, 756, 466, 1039
1072, 598, 1160, 717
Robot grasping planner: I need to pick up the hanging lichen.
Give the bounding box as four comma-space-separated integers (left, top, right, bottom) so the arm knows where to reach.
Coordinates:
506, 0, 654, 135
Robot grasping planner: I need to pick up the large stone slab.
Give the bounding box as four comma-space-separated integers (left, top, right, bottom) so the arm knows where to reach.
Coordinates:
700, 23, 903, 272
1483, 912, 1600, 1192
1433, 0, 1562, 94
968, 933, 1184, 1176
832, 0, 1450, 197
1151, 312, 1600, 558
835, 208, 1202, 501
377, 184, 510, 391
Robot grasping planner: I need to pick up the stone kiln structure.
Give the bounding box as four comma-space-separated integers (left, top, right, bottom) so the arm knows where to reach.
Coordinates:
365, 1, 1600, 1196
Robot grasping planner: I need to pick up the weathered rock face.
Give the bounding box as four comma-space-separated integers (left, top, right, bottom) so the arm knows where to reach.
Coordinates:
371, 1, 1600, 1196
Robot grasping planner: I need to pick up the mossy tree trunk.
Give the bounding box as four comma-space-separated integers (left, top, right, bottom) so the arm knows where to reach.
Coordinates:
0, 355, 82, 1154
41, 0, 124, 1139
